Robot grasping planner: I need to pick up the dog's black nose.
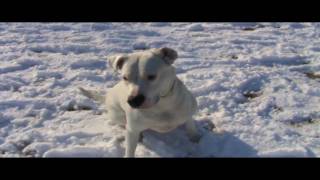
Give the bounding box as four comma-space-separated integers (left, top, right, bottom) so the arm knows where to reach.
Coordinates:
127, 94, 145, 108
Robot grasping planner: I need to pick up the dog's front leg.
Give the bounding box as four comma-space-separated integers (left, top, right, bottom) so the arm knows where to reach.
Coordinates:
185, 119, 201, 143
125, 129, 140, 157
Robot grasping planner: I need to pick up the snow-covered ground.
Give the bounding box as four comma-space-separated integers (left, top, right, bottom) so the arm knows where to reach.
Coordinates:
0, 23, 320, 157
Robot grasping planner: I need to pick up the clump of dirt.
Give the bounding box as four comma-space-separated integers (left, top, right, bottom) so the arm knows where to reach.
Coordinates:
273, 105, 284, 113
288, 117, 317, 127
243, 91, 263, 99
242, 27, 256, 31
304, 72, 320, 79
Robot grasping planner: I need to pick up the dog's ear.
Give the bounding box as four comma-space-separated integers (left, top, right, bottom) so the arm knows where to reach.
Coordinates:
153, 47, 178, 65
107, 55, 127, 72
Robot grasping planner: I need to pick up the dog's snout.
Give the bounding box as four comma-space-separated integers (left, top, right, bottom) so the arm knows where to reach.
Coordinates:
127, 94, 145, 108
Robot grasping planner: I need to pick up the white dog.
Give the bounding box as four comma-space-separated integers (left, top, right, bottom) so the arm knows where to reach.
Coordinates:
79, 47, 201, 157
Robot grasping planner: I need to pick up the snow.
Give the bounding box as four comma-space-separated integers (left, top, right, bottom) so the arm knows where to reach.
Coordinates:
0, 23, 320, 157
132, 41, 149, 50
188, 24, 205, 32
258, 146, 312, 157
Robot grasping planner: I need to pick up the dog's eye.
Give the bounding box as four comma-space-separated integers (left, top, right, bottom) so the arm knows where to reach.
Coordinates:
147, 75, 156, 81
123, 76, 128, 81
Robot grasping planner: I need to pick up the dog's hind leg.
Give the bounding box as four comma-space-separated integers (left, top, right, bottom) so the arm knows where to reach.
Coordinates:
78, 87, 106, 104
185, 119, 201, 143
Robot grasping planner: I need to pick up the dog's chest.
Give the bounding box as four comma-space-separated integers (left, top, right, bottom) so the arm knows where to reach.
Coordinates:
140, 111, 186, 132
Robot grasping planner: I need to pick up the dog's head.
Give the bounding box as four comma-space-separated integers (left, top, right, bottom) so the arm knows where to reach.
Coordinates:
108, 47, 178, 109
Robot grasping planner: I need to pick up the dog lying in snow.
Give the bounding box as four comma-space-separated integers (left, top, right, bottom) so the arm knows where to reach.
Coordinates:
79, 47, 201, 157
